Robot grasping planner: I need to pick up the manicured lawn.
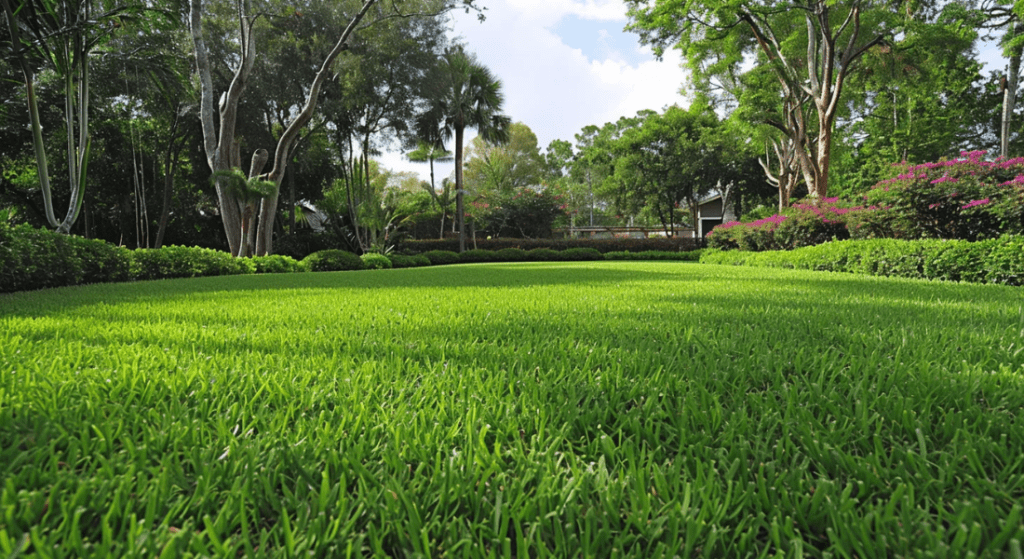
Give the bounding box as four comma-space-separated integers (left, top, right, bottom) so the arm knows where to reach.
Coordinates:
1, 262, 1022, 557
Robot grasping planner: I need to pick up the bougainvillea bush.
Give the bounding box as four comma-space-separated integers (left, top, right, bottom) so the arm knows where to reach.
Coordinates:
864, 150, 1024, 240
708, 151, 1024, 250
707, 199, 861, 251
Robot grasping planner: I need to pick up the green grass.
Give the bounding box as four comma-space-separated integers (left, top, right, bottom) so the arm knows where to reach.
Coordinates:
2, 262, 1023, 558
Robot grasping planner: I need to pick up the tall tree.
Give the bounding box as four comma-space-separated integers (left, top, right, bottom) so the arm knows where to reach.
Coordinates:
188, 0, 461, 256
416, 46, 509, 252
406, 140, 453, 238
627, 0, 898, 200
606, 105, 730, 236
2, 0, 144, 233
463, 121, 545, 196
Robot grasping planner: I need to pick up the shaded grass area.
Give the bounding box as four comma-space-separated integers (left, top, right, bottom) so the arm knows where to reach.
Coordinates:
1, 263, 1023, 557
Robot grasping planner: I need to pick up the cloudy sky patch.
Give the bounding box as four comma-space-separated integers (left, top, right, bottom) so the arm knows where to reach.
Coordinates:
378, 0, 690, 183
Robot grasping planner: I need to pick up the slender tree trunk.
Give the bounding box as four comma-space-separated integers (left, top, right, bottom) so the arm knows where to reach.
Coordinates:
1002, 21, 1022, 159
455, 123, 466, 252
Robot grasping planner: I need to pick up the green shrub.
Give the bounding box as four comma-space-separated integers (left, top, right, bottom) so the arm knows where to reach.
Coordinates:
421, 250, 461, 265
361, 253, 393, 270
525, 248, 560, 261
558, 248, 604, 261
984, 235, 1024, 285
131, 246, 253, 280
603, 250, 703, 261
66, 233, 134, 282
388, 254, 416, 268
701, 237, 1024, 285
494, 247, 528, 262
302, 250, 365, 272
397, 237, 703, 254
0, 223, 83, 292
252, 254, 307, 274
389, 254, 432, 268
459, 249, 497, 263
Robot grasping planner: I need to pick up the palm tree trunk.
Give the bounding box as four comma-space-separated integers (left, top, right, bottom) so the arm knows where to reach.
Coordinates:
455, 124, 466, 253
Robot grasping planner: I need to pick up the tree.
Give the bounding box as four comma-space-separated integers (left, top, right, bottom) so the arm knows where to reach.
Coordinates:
406, 140, 453, 238
627, 0, 898, 200
463, 121, 545, 196
188, 0, 462, 256
416, 46, 510, 252
2, 0, 145, 233
606, 105, 730, 236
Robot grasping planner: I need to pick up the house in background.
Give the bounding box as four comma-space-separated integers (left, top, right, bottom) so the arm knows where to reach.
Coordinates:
695, 190, 738, 238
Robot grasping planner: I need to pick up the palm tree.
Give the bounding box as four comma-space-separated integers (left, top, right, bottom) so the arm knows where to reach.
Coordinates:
417, 47, 510, 252
407, 140, 454, 238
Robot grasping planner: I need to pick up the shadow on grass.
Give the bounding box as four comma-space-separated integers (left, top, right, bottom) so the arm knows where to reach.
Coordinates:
0, 262, 685, 317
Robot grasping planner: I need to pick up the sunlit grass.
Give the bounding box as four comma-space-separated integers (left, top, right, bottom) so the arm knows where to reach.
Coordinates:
2, 262, 1023, 557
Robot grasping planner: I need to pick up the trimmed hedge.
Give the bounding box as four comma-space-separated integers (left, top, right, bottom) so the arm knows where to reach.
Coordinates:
421, 250, 461, 265
252, 254, 308, 274
302, 250, 364, 272
396, 237, 702, 254
604, 250, 703, 261
388, 254, 431, 268
700, 236, 1024, 285
361, 253, 393, 270
131, 246, 254, 280
459, 249, 498, 263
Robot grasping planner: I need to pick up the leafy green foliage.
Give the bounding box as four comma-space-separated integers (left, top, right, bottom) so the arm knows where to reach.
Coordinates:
360, 252, 393, 270
388, 254, 431, 268
398, 237, 703, 254
604, 250, 703, 261
458, 249, 497, 263
2, 264, 1023, 556
494, 247, 528, 262
420, 250, 461, 265
251, 254, 308, 274
702, 236, 1024, 285
131, 246, 254, 280
479, 189, 567, 239
0, 223, 132, 292
301, 249, 365, 272
558, 247, 603, 261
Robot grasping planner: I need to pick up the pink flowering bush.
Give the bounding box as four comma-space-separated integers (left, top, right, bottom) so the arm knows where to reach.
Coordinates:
707, 198, 855, 251
865, 150, 1024, 240
708, 150, 1024, 251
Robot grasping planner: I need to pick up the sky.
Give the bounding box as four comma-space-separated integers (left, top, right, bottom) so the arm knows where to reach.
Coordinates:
377, 1, 1013, 186
377, 0, 690, 184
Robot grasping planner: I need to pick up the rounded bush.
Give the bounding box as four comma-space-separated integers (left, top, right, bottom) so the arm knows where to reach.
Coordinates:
131, 246, 251, 280
459, 249, 497, 263
302, 249, 365, 272
495, 248, 528, 261
0, 223, 83, 292
557, 248, 604, 261
421, 250, 461, 265
389, 254, 432, 268
361, 253, 393, 270
252, 254, 307, 274
525, 248, 560, 261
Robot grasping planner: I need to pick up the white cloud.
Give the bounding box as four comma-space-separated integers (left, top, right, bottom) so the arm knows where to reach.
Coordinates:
378, 0, 689, 183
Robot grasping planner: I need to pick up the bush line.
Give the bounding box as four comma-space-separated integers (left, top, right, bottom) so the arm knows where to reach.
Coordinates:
700, 235, 1024, 285
1, 223, 702, 293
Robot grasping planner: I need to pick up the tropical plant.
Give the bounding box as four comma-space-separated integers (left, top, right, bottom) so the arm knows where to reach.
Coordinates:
2, 0, 146, 233
416, 46, 510, 252
210, 167, 277, 257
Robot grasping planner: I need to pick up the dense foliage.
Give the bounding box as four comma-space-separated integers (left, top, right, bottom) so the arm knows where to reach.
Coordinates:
702, 236, 1024, 285
2, 263, 1022, 556
709, 151, 1024, 251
